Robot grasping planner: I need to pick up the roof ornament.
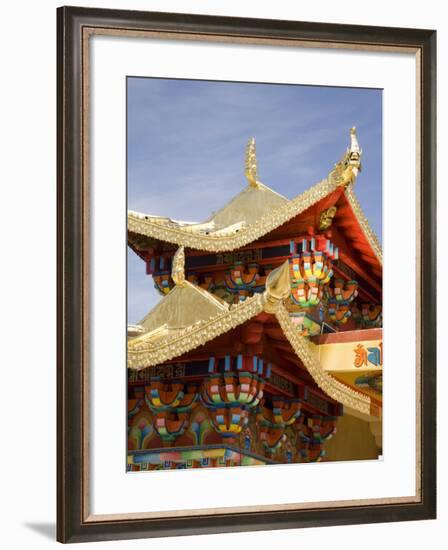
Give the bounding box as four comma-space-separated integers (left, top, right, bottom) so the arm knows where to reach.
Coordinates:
347, 126, 362, 178
263, 260, 291, 313
332, 127, 363, 188
245, 137, 259, 188
318, 206, 337, 230
171, 246, 186, 287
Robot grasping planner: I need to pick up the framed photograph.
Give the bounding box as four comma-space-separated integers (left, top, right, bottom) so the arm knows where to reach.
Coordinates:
57, 5, 436, 543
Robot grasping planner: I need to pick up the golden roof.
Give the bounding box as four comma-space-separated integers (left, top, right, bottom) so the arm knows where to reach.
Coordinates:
205, 181, 288, 229
128, 130, 381, 263
127, 258, 373, 416
139, 278, 229, 334
132, 245, 229, 344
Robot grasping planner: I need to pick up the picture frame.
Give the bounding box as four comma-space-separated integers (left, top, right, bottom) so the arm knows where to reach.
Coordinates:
57, 5, 437, 543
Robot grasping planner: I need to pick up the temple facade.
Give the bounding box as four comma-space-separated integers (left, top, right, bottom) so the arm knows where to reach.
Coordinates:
127, 128, 383, 471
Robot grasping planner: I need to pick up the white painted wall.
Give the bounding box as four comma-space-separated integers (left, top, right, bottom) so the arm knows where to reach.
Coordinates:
0, 1, 445, 548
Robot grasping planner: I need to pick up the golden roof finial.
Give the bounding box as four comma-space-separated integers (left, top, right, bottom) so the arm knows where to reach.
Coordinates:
263, 260, 291, 313
350, 126, 361, 155
171, 246, 186, 287
334, 126, 363, 188
348, 126, 362, 176
245, 137, 259, 188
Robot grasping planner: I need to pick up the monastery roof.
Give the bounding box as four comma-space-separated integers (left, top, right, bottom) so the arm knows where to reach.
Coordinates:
139, 281, 229, 334
128, 255, 374, 417
128, 129, 382, 266
127, 129, 383, 418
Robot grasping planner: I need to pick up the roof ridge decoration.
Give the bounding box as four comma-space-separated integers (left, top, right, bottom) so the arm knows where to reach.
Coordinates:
344, 184, 382, 263
128, 128, 381, 264
275, 303, 371, 415
128, 260, 372, 415
245, 137, 259, 188
171, 246, 186, 287
135, 246, 229, 335
128, 292, 265, 367
263, 260, 291, 313
348, 126, 362, 177
128, 177, 331, 249
128, 261, 290, 366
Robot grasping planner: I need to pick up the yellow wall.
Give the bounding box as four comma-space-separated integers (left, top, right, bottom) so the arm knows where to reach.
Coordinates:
324, 414, 380, 461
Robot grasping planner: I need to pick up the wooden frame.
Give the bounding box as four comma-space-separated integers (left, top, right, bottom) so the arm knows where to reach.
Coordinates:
57, 5, 437, 543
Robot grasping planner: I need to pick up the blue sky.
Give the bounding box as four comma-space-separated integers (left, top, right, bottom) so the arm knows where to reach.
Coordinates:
127, 77, 382, 324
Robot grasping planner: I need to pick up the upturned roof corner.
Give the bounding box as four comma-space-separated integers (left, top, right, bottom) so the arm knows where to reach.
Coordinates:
127, 130, 380, 261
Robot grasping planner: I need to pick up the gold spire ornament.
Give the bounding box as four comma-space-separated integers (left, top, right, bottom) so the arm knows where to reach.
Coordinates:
245, 137, 259, 188
171, 246, 186, 286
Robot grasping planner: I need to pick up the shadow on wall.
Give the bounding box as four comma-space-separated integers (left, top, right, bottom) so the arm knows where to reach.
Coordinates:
24, 523, 55, 541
